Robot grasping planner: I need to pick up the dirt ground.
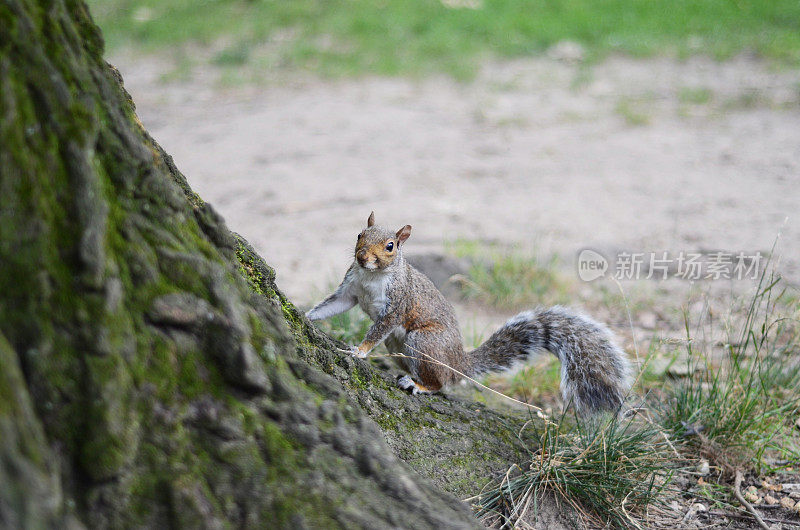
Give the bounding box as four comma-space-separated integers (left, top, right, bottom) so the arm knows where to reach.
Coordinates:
111, 52, 800, 309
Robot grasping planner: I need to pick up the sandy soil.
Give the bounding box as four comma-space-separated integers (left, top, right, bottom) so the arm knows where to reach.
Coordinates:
110, 52, 800, 305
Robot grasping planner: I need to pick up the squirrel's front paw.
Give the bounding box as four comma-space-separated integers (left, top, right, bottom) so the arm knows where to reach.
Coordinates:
337, 345, 367, 358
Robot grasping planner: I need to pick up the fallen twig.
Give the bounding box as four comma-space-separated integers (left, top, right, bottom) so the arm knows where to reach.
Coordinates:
733, 470, 770, 530
709, 510, 800, 528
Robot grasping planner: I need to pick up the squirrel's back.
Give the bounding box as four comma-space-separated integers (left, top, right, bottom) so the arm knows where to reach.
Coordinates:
400, 264, 461, 330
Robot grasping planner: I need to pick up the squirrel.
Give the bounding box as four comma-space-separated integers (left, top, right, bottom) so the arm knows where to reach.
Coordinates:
306, 212, 632, 415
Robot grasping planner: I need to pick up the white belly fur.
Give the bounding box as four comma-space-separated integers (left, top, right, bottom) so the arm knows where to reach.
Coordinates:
352, 266, 393, 321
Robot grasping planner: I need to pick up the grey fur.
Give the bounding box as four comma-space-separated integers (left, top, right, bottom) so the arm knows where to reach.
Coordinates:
471, 307, 632, 414
307, 216, 632, 415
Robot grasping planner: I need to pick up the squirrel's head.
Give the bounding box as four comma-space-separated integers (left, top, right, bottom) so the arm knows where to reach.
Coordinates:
354, 211, 411, 271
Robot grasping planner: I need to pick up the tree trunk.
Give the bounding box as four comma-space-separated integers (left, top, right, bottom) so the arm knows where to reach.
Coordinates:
0, 1, 532, 527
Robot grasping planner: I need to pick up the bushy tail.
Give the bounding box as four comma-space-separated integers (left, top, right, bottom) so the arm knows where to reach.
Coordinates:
469, 306, 632, 415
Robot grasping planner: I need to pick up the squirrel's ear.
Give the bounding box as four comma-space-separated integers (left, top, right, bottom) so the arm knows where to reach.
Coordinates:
367, 211, 375, 227
396, 225, 412, 245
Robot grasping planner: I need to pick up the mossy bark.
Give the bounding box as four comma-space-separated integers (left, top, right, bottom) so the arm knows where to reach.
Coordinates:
0, 1, 534, 527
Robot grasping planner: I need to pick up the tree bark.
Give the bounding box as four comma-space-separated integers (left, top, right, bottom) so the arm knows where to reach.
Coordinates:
0, 1, 532, 527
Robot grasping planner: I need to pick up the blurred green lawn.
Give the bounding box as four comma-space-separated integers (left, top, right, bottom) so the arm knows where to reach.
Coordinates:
88, 0, 800, 77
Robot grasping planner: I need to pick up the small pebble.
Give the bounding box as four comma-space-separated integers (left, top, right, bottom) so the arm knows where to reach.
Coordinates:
765, 494, 779, 505
744, 486, 761, 504
691, 502, 708, 513
697, 459, 710, 476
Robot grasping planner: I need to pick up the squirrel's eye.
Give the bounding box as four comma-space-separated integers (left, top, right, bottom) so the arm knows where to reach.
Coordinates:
385, 242, 394, 252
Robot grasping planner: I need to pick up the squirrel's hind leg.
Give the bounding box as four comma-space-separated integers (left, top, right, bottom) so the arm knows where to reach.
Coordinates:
396, 375, 440, 395
395, 329, 451, 395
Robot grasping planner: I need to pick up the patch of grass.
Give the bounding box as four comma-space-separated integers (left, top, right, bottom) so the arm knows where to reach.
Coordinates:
659, 271, 800, 474
615, 97, 652, 126
594, 279, 663, 318
678, 86, 714, 105
212, 43, 251, 67
720, 89, 770, 111
631, 338, 674, 392
472, 414, 673, 528
87, 0, 800, 78
446, 239, 572, 310
159, 57, 193, 83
